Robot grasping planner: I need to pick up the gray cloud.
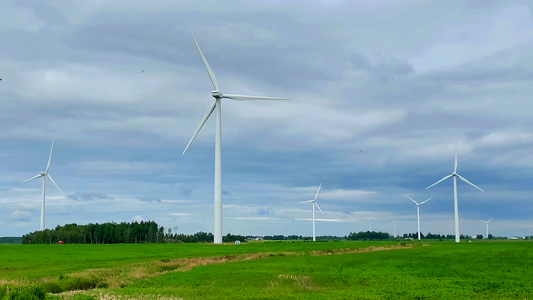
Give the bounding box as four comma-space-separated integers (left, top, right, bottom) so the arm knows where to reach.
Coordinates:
256, 207, 275, 217
68, 192, 111, 202
0, 1, 532, 238
136, 196, 161, 203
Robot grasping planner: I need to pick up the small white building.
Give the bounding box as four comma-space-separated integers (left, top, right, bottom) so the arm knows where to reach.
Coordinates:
235, 241, 241, 245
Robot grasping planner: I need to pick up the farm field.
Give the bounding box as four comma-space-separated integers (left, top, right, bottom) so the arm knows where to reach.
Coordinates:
0, 240, 532, 299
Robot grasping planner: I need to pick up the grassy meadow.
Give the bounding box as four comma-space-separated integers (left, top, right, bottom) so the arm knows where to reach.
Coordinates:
0, 240, 531, 299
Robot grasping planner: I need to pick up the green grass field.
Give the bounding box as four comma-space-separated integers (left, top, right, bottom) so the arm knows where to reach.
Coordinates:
1, 240, 531, 299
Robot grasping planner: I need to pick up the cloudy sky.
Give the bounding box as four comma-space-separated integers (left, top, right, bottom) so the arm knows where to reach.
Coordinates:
1, 1, 532, 239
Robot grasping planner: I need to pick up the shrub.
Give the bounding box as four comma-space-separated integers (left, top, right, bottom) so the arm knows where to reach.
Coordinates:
0, 285, 7, 299
97, 282, 109, 289
61, 277, 99, 291
8, 289, 39, 300
7, 286, 46, 300
42, 282, 63, 293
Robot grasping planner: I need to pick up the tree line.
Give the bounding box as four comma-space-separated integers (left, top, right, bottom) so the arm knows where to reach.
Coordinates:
0, 237, 22, 244
346, 231, 391, 240
402, 232, 474, 240
23, 221, 164, 244
166, 232, 246, 243
22, 221, 247, 244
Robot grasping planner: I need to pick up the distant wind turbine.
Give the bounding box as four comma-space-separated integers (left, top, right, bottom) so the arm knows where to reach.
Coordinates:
366, 217, 373, 232
403, 195, 433, 240
182, 36, 288, 244
480, 217, 493, 239
298, 184, 325, 241
391, 218, 399, 238
426, 146, 485, 243
21, 141, 64, 231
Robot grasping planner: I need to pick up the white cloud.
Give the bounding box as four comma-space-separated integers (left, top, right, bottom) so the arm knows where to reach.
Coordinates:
11, 210, 32, 221
476, 130, 532, 148
412, 4, 533, 72
320, 189, 377, 201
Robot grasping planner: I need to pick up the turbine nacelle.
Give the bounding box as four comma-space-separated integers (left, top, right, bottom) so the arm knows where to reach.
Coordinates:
211, 90, 223, 99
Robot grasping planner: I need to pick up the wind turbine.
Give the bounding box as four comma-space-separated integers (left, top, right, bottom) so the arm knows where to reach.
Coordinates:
182, 36, 288, 244
298, 184, 325, 241
480, 217, 493, 239
366, 217, 373, 232
21, 141, 64, 231
391, 218, 399, 238
403, 195, 433, 240
426, 146, 485, 243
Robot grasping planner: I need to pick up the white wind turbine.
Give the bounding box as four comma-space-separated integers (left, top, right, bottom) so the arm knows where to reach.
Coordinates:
182, 36, 288, 244
426, 147, 485, 243
298, 184, 325, 241
480, 217, 493, 239
21, 141, 64, 231
391, 218, 399, 238
366, 217, 373, 232
403, 195, 433, 240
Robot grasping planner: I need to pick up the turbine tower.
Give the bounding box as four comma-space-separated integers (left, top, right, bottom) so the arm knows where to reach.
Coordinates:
298, 184, 325, 241
480, 217, 493, 239
183, 36, 288, 244
391, 218, 399, 238
426, 146, 485, 243
21, 141, 64, 231
403, 195, 433, 240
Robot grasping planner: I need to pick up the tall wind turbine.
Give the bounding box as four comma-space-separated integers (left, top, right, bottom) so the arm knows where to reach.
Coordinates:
403, 195, 433, 240
21, 141, 64, 231
426, 147, 485, 243
298, 184, 325, 241
391, 218, 399, 238
480, 217, 493, 239
182, 36, 288, 244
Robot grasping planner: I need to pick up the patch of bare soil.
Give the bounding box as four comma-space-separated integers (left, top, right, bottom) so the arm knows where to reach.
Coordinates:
310, 244, 413, 256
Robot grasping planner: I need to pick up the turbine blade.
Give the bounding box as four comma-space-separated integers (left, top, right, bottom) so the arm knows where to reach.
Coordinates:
488, 217, 493, 223
46, 140, 54, 173
192, 35, 219, 91
298, 200, 314, 204
182, 101, 216, 156
47, 174, 64, 196
454, 144, 458, 173
21, 174, 43, 184
456, 174, 485, 192
222, 94, 288, 101
426, 174, 453, 190
313, 183, 322, 201
403, 194, 419, 205
315, 202, 325, 217
420, 197, 434, 205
